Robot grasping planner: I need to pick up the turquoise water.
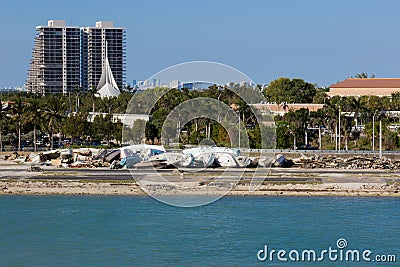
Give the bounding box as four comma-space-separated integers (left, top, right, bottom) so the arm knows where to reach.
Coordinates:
0, 195, 398, 266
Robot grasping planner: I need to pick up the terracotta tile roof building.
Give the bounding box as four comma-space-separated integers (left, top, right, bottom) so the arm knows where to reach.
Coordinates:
328, 78, 400, 97
251, 103, 324, 116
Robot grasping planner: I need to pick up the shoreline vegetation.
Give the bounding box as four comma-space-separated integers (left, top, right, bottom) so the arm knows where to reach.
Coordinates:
2, 81, 400, 200
4, 80, 400, 153
1, 160, 399, 197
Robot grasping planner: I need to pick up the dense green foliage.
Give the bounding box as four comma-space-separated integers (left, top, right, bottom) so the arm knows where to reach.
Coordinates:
0, 91, 127, 151
264, 78, 317, 103
274, 93, 400, 150
2, 76, 400, 151
126, 86, 267, 147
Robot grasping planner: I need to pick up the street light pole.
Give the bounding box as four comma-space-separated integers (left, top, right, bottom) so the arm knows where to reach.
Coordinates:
287, 125, 296, 150
305, 125, 308, 145
319, 126, 322, 150
338, 106, 341, 153
379, 120, 382, 159
372, 112, 375, 151
238, 114, 240, 149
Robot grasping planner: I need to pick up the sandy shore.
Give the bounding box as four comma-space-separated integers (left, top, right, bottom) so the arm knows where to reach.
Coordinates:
0, 160, 399, 197
1, 179, 399, 197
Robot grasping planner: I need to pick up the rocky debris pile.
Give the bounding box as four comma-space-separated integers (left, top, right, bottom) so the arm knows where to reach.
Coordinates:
294, 154, 400, 169
145, 184, 176, 191
4, 149, 101, 168
4, 152, 20, 161
8, 145, 398, 170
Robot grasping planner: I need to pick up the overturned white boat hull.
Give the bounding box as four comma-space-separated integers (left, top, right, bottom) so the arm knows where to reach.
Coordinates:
258, 156, 274, 167
214, 153, 237, 167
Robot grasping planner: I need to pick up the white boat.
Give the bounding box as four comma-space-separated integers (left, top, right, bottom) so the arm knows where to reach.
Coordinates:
145, 152, 193, 168
190, 153, 215, 168
120, 144, 165, 161
273, 154, 286, 167
258, 156, 274, 167
60, 148, 73, 159
214, 153, 237, 167
183, 146, 240, 157
234, 155, 251, 168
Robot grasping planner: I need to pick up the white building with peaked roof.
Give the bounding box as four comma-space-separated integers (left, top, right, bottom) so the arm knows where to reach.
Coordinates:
96, 43, 121, 98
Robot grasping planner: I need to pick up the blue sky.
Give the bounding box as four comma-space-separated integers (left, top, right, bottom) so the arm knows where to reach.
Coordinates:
1, 0, 400, 88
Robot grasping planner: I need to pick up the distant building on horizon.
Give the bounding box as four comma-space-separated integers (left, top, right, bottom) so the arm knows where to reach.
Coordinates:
328, 78, 400, 97
26, 20, 126, 94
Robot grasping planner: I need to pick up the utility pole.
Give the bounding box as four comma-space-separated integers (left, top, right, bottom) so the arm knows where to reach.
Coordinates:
287, 125, 296, 150
305, 125, 308, 145
238, 115, 241, 148
318, 126, 322, 150
335, 123, 338, 150
338, 106, 341, 153
372, 112, 375, 151
379, 120, 382, 159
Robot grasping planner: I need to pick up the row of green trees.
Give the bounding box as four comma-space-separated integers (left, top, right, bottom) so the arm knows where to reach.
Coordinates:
275, 93, 400, 150
0, 91, 126, 151
124, 85, 268, 147
3, 76, 400, 151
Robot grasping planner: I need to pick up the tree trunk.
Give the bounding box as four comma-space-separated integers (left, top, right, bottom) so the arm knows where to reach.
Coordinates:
34, 124, 37, 152
0, 126, 2, 152
51, 131, 54, 150
18, 119, 21, 152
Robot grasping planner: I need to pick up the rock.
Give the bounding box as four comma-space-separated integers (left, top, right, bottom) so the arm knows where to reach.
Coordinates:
26, 166, 43, 172
297, 155, 399, 170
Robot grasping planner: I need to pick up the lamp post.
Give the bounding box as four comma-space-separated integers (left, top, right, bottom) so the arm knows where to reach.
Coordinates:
372, 110, 378, 151
379, 120, 382, 159
287, 125, 296, 150
305, 124, 308, 145
319, 126, 322, 150
372, 112, 375, 151
338, 106, 341, 153
238, 114, 241, 148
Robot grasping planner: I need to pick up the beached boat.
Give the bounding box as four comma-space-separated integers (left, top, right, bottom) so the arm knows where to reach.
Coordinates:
258, 156, 274, 167
234, 155, 251, 168
113, 144, 166, 168
214, 153, 237, 167
183, 146, 240, 158
120, 144, 165, 161
60, 148, 73, 159
119, 155, 142, 168
190, 153, 215, 168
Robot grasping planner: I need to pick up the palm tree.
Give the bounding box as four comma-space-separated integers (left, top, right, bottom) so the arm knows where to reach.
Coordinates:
348, 97, 365, 147
22, 99, 41, 152
88, 86, 97, 114
44, 96, 64, 150
324, 98, 340, 147
309, 109, 326, 149
10, 98, 25, 151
